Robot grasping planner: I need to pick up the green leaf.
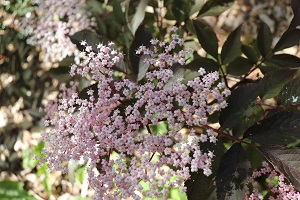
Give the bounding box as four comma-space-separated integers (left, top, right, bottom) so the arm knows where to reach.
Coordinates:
241, 44, 260, 64
246, 111, 300, 146
22, 149, 37, 170
181, 57, 219, 72
219, 84, 263, 137
76, 162, 88, 184
185, 139, 224, 200
268, 54, 300, 68
273, 29, 300, 52
289, 0, 300, 30
259, 69, 296, 100
227, 56, 253, 76
130, 0, 149, 34
245, 146, 265, 169
278, 77, 300, 105
113, 0, 126, 23
36, 164, 52, 195
197, 0, 234, 17
259, 146, 300, 190
0, 180, 36, 200
164, 64, 185, 89
189, 0, 205, 16
129, 24, 152, 82
172, 0, 186, 23
257, 22, 272, 58
193, 20, 219, 58
221, 25, 242, 64
216, 143, 251, 200
48, 66, 72, 82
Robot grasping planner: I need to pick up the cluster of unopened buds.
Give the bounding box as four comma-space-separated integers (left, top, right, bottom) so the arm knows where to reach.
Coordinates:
245, 162, 300, 200
19, 0, 95, 62
41, 27, 231, 199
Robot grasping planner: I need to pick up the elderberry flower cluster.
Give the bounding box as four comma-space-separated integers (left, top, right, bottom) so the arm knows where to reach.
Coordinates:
41, 28, 230, 199
245, 162, 300, 200
19, 0, 95, 62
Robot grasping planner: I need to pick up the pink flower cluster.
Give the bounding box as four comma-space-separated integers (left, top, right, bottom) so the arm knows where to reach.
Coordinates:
41, 28, 230, 199
245, 162, 300, 200
19, 0, 95, 62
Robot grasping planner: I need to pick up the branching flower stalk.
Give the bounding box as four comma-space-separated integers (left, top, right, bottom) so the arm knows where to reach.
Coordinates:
41, 27, 231, 199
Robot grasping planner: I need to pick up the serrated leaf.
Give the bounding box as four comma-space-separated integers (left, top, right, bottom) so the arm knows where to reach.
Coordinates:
227, 56, 253, 76
268, 54, 300, 68
193, 20, 219, 58
216, 143, 251, 200
273, 29, 300, 52
221, 25, 242, 64
259, 146, 300, 190
278, 77, 300, 105
181, 57, 219, 72
185, 139, 224, 200
246, 111, 300, 146
220, 84, 263, 136
197, 0, 234, 17
257, 22, 273, 58
129, 24, 152, 82
241, 44, 260, 63
259, 69, 296, 99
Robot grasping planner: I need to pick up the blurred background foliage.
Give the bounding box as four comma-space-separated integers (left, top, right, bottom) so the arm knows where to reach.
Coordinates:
0, 0, 299, 199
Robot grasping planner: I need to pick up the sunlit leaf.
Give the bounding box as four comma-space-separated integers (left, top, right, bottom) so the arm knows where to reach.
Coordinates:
130, 0, 149, 34
259, 69, 296, 99
278, 77, 300, 105
197, 0, 234, 17
216, 143, 251, 200
259, 146, 300, 190
185, 139, 224, 200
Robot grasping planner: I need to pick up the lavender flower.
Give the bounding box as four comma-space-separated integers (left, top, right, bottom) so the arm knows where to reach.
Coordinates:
19, 0, 95, 62
41, 27, 230, 199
